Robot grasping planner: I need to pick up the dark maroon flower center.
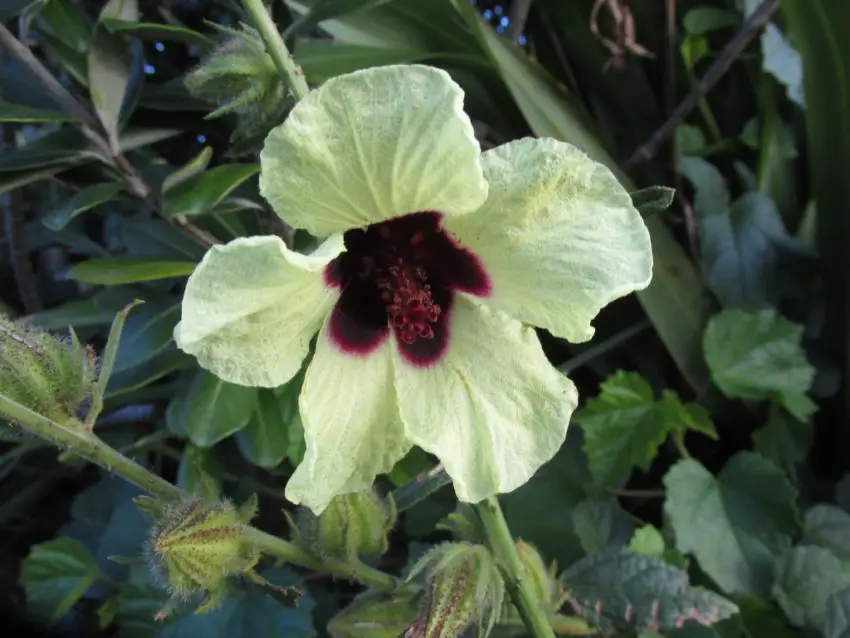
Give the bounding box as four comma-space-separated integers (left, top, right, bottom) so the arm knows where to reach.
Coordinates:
324, 211, 490, 367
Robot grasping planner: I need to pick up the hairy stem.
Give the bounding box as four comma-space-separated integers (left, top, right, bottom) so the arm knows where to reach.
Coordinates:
476, 496, 556, 638
0, 393, 401, 592
241, 0, 310, 101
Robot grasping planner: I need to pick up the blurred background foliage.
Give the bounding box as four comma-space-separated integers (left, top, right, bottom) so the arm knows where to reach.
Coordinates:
1, 0, 850, 636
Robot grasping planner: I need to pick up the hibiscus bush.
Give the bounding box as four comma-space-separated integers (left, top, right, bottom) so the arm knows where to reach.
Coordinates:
1, 0, 849, 637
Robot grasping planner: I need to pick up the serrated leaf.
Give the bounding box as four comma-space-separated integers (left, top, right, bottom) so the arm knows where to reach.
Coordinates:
163, 164, 259, 217
171, 370, 257, 447
752, 405, 813, 473
703, 309, 816, 420
571, 499, 635, 555
19, 538, 101, 623
630, 186, 676, 217
574, 371, 669, 486
629, 525, 666, 557
773, 546, 850, 631
66, 258, 196, 284
235, 388, 297, 469
0, 101, 77, 122
42, 182, 125, 231
826, 589, 850, 638
658, 391, 718, 439
561, 549, 738, 634
663, 453, 798, 596
804, 504, 850, 561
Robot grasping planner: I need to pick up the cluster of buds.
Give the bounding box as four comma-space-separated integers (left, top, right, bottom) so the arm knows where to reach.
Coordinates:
185, 24, 292, 147
144, 495, 259, 615
0, 315, 96, 424
291, 488, 396, 561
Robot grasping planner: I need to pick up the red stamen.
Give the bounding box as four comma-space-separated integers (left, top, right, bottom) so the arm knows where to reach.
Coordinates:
377, 259, 441, 344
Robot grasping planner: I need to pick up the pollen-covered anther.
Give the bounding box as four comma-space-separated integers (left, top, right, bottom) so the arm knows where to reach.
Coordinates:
379, 260, 442, 344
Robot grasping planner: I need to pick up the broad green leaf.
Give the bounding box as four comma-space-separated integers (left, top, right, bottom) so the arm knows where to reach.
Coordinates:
0, 101, 77, 122
571, 499, 635, 555
112, 300, 180, 373
164, 164, 260, 217
42, 182, 124, 231
560, 549, 738, 634
502, 428, 590, 569
682, 7, 739, 35
752, 405, 813, 473
66, 258, 196, 284
703, 309, 816, 420
327, 588, 420, 638
114, 583, 168, 638
296, 41, 425, 83
101, 18, 213, 47
737, 596, 799, 638
235, 388, 297, 469
804, 504, 850, 561
37, 0, 92, 53
772, 546, 850, 631
826, 589, 850, 638
630, 186, 676, 217
105, 350, 193, 399
664, 453, 798, 596
20, 538, 101, 622
88, 0, 139, 150
170, 370, 257, 447
574, 371, 668, 486
177, 443, 224, 499
161, 147, 213, 195
629, 525, 666, 557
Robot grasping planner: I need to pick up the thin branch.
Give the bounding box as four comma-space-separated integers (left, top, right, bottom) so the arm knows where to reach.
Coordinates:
506, 0, 532, 44
624, 0, 780, 169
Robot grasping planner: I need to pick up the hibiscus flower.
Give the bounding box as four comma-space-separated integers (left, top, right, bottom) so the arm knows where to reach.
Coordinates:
174, 64, 652, 514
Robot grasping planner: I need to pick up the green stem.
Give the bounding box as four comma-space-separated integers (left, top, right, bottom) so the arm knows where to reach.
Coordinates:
0, 393, 401, 593
476, 496, 556, 638
241, 0, 310, 101
672, 431, 692, 460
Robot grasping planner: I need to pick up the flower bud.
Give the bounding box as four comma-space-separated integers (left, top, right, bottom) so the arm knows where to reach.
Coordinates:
146, 495, 258, 613
185, 24, 292, 145
0, 316, 96, 423
500, 540, 563, 622
407, 542, 504, 638
293, 489, 396, 561
328, 586, 422, 638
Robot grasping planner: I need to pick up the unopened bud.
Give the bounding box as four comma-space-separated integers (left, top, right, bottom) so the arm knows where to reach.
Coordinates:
407, 542, 504, 638
0, 316, 96, 423
293, 489, 396, 561
328, 586, 422, 638
502, 541, 562, 619
185, 25, 291, 144
146, 495, 258, 613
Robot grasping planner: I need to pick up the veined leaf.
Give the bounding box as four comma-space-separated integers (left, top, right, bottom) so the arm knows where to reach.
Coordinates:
773, 546, 850, 632
804, 504, 850, 561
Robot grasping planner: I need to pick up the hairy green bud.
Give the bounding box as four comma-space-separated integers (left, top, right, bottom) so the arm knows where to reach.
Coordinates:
293, 489, 396, 561
328, 586, 422, 638
0, 315, 96, 423
146, 495, 259, 614
407, 542, 504, 638
185, 24, 292, 146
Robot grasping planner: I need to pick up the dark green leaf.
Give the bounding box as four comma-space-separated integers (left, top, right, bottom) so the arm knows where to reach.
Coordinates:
804, 504, 850, 561
37, 0, 92, 53
703, 309, 816, 420
120, 219, 206, 261
164, 164, 260, 217
560, 549, 738, 634
235, 388, 297, 469
112, 300, 180, 373
297, 41, 425, 82
664, 453, 798, 596
0, 0, 41, 20
161, 147, 213, 195
826, 589, 850, 638
574, 371, 669, 486
19, 538, 101, 623
736, 596, 799, 638
0, 101, 77, 122
682, 7, 739, 35
105, 350, 193, 399
772, 546, 850, 631
327, 587, 420, 638
630, 186, 676, 217
101, 19, 213, 47
289, 0, 392, 34
571, 499, 635, 555
114, 583, 168, 638
27, 297, 116, 330
66, 258, 196, 284
0, 129, 92, 172
171, 370, 257, 447
177, 443, 224, 499
752, 405, 813, 473
42, 182, 124, 231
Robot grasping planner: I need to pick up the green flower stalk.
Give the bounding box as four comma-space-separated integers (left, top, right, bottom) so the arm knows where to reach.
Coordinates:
292, 488, 396, 560
174, 64, 653, 514
0, 315, 96, 424
145, 495, 259, 615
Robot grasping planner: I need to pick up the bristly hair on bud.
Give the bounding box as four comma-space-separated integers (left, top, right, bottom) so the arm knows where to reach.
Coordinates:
0, 315, 97, 425
502, 541, 564, 621
406, 541, 505, 638
184, 23, 294, 152
144, 494, 259, 616
290, 488, 396, 561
